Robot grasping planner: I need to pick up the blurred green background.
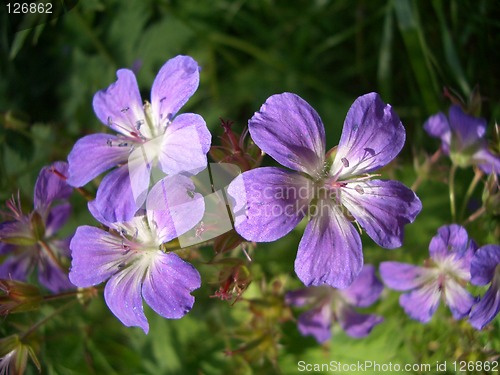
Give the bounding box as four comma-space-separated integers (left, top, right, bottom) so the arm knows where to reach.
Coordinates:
0, 0, 499, 374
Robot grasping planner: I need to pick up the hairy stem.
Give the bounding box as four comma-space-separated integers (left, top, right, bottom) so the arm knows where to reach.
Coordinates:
449, 164, 457, 222
458, 168, 483, 222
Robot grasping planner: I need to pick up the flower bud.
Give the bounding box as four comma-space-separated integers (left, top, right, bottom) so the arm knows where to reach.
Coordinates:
0, 335, 41, 374
483, 173, 500, 215
210, 258, 251, 301
209, 118, 263, 171
0, 279, 42, 316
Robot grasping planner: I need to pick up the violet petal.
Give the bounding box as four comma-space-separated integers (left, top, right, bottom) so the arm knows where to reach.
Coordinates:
294, 202, 363, 288
146, 175, 205, 243
297, 303, 332, 344
0, 220, 34, 244
338, 305, 383, 338
248, 93, 326, 176
159, 113, 211, 175
285, 288, 320, 308
444, 278, 477, 319
93, 69, 145, 137
341, 179, 422, 249
423, 112, 451, 153
473, 148, 500, 175
67, 134, 132, 187
331, 93, 405, 179
227, 167, 313, 242
69, 226, 125, 287
341, 265, 383, 307
151, 55, 200, 127
428, 224, 469, 259
379, 262, 428, 291
470, 245, 500, 286
400, 283, 441, 323
34, 161, 72, 210
448, 105, 487, 149
469, 282, 500, 330
38, 255, 73, 293
0, 250, 35, 282
142, 252, 201, 319
104, 264, 149, 333
94, 165, 141, 223
45, 203, 71, 237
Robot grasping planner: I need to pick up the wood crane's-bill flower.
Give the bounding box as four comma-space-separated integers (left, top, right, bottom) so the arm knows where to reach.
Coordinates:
67, 55, 211, 222
228, 92, 421, 288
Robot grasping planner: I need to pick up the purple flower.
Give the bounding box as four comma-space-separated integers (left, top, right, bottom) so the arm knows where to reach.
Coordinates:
0, 162, 73, 292
424, 105, 500, 174
380, 224, 477, 323
69, 175, 204, 333
227, 92, 421, 288
469, 244, 500, 329
285, 265, 384, 344
67, 55, 211, 222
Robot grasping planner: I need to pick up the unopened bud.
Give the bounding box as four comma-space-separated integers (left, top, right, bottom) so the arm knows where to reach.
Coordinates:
0, 279, 42, 316
210, 258, 251, 302
0, 335, 41, 374
210, 119, 263, 171
483, 173, 500, 215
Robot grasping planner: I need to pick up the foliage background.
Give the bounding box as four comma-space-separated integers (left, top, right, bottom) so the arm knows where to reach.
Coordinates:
0, 0, 499, 374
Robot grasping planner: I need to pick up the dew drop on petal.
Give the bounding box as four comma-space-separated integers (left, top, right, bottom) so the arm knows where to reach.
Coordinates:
354, 185, 364, 195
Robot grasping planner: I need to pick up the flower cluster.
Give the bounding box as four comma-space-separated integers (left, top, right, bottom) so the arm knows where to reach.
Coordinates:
285, 265, 384, 344
69, 201, 202, 333
227, 92, 422, 288
380, 224, 500, 329
1, 53, 499, 372
67, 55, 211, 222
0, 161, 73, 292
61, 59, 424, 331
424, 105, 499, 173
66, 56, 211, 328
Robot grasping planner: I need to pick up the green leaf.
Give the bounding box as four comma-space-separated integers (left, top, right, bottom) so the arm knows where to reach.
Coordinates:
394, 0, 440, 113
431, 0, 471, 96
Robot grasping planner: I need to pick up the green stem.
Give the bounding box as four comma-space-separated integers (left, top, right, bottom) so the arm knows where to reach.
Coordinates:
458, 168, 483, 222
463, 206, 486, 225
449, 164, 457, 222
42, 288, 97, 303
